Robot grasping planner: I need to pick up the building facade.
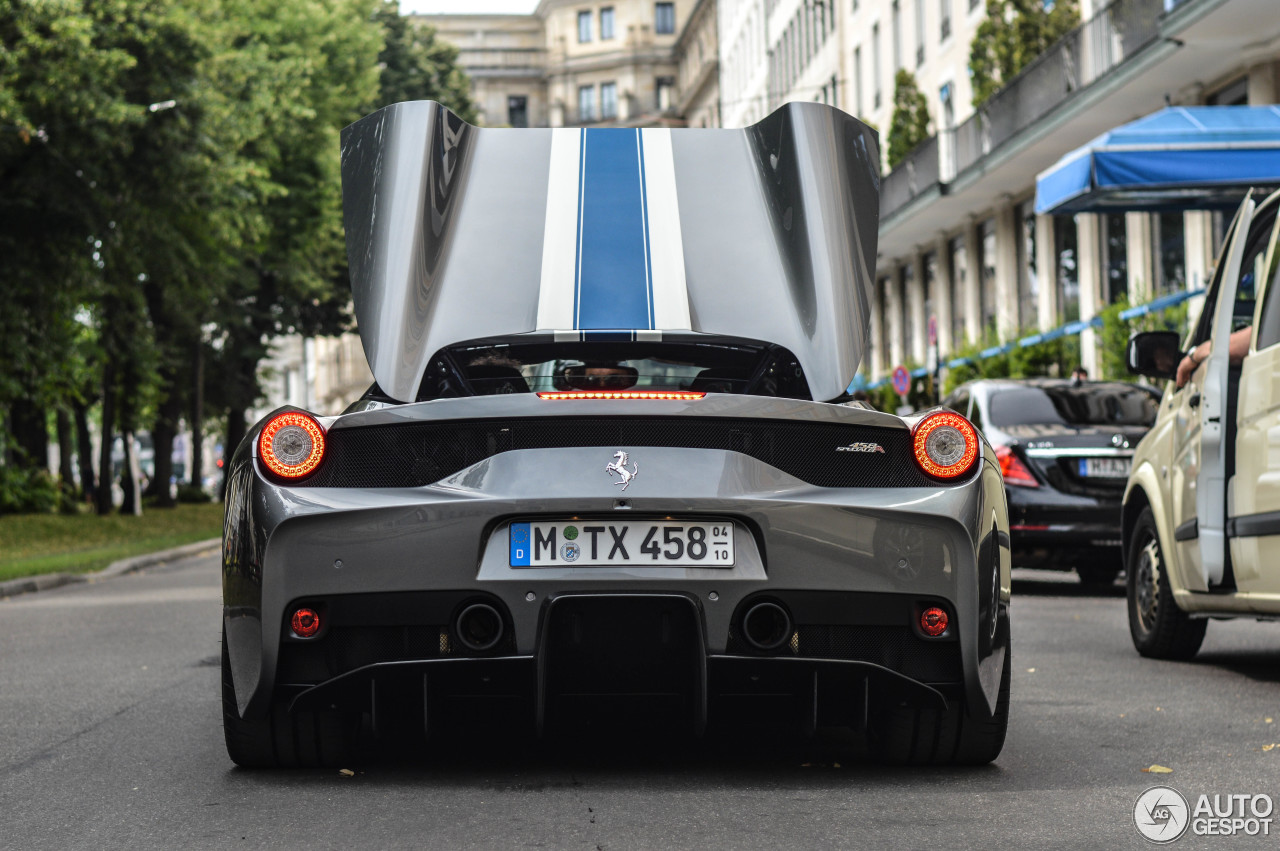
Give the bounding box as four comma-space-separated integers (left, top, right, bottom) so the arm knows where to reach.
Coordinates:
862, 0, 1280, 382
426, 14, 549, 127
414, 1, 707, 128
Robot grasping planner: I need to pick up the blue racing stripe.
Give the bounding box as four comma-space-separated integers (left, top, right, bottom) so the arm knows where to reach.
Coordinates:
575, 129, 652, 330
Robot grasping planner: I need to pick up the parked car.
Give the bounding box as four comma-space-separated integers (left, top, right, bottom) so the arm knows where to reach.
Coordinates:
943, 379, 1160, 586
220, 101, 1012, 767
1123, 187, 1280, 659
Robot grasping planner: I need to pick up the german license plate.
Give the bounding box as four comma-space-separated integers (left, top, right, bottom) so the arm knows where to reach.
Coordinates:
1079, 457, 1131, 478
509, 520, 735, 567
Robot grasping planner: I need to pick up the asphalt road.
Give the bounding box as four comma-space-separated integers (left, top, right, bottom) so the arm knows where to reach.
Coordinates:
2, 553, 1279, 850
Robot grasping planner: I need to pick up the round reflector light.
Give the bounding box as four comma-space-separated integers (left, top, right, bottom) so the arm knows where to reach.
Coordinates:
920, 606, 949, 637
259, 412, 325, 479
291, 607, 321, 638
912, 411, 979, 479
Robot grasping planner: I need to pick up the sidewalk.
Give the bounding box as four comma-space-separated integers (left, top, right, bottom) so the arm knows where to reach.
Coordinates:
0, 538, 220, 600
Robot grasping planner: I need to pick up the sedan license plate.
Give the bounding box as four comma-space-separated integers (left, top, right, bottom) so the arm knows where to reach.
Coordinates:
509, 520, 734, 567
1079, 457, 1131, 478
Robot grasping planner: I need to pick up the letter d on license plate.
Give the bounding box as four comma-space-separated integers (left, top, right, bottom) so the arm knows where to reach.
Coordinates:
509, 520, 734, 567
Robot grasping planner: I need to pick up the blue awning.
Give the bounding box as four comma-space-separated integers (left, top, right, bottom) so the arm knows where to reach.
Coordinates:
1035, 106, 1280, 215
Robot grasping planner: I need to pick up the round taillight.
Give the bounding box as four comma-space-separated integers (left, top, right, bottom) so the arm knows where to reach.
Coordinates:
258, 412, 325, 479
291, 607, 321, 638
920, 606, 949, 637
912, 411, 979, 480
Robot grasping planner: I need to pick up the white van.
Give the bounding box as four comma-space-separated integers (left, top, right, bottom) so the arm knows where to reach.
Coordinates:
1124, 187, 1280, 658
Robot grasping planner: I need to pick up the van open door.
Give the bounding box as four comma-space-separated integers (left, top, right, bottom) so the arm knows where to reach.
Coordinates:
1197, 193, 1257, 586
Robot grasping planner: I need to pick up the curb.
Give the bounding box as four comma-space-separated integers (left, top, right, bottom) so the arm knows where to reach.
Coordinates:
0, 538, 220, 601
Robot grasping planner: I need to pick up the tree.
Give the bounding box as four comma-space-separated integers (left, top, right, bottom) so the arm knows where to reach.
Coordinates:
887, 69, 931, 170
969, 0, 1080, 108
209, 0, 385, 463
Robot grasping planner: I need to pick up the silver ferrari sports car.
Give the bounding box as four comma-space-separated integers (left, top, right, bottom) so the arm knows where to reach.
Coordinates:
221, 101, 1011, 767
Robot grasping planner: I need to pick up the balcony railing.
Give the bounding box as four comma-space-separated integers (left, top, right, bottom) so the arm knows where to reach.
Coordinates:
883, 0, 1171, 219
881, 134, 941, 215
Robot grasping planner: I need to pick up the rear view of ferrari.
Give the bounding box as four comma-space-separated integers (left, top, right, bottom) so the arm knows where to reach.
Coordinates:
221, 102, 1011, 768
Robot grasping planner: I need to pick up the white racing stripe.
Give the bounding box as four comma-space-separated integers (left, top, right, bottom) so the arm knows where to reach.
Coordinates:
640, 128, 692, 330
536, 128, 582, 330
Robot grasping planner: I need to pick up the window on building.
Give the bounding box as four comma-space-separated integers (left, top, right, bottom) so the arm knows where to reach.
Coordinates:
872, 23, 882, 109
915, 0, 925, 67
1154, 212, 1186, 295
578, 84, 595, 122
1104, 213, 1128, 304
1207, 76, 1248, 106
600, 81, 618, 119
880, 277, 894, 372
1018, 202, 1037, 330
600, 6, 615, 39
924, 252, 938, 346
655, 2, 675, 34
1055, 214, 1080, 323
853, 46, 863, 116
968, 0, 980, 11
892, 1, 902, 71
980, 219, 997, 333
656, 76, 675, 111
578, 9, 592, 43
507, 95, 528, 128
950, 235, 967, 345
940, 0, 951, 41
901, 266, 915, 361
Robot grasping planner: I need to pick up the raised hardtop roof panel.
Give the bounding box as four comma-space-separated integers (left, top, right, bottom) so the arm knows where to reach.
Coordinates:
340, 101, 880, 403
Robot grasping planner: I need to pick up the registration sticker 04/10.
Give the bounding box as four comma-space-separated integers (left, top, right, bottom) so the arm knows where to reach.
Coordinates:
509, 520, 734, 567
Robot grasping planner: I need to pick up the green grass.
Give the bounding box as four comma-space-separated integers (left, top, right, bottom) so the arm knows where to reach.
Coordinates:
0, 502, 223, 583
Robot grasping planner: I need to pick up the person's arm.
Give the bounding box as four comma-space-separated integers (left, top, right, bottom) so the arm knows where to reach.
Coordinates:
1175, 326, 1253, 388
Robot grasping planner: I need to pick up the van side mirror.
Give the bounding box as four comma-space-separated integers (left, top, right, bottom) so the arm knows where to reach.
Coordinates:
1126, 331, 1182, 381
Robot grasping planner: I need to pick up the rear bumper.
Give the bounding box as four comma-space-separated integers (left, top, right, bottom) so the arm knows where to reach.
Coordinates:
282, 591, 958, 735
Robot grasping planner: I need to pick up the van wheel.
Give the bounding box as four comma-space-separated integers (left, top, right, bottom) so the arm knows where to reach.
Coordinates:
1127, 508, 1206, 660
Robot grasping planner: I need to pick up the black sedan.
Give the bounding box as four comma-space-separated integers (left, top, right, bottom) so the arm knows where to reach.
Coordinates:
942, 379, 1160, 585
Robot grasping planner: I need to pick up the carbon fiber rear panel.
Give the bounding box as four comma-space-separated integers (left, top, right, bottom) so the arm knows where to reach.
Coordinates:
727, 624, 962, 683
298, 416, 947, 489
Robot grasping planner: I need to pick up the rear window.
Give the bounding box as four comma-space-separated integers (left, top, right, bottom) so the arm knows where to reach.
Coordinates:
987, 385, 1160, 428
409, 339, 815, 401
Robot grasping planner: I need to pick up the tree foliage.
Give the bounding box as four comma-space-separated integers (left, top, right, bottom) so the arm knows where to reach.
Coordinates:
887, 69, 931, 170
969, 0, 1080, 108
0, 0, 476, 513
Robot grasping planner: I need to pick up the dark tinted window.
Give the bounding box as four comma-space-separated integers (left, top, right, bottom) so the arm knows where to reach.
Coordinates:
1257, 259, 1280, 350
988, 385, 1160, 428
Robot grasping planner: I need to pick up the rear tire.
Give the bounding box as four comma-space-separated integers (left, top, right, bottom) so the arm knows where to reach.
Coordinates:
1126, 507, 1206, 660
867, 632, 1011, 766
221, 627, 356, 768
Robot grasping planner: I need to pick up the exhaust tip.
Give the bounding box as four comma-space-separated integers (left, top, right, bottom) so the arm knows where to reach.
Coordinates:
741, 601, 792, 651
455, 602, 505, 652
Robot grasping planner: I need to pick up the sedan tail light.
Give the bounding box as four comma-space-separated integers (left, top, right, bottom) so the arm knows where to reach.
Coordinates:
258, 412, 326, 479
995, 445, 1039, 488
911, 411, 980, 480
